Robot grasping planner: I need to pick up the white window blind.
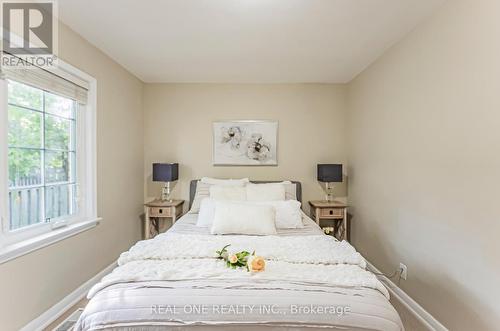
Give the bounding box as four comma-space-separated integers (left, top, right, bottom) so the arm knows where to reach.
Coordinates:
1, 53, 89, 104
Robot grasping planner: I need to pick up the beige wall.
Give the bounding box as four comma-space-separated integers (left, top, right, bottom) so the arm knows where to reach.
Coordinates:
143, 84, 348, 213
0, 23, 144, 330
347, 0, 500, 330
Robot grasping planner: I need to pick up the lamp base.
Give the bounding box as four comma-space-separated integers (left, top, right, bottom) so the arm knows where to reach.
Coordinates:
161, 182, 172, 202
324, 182, 334, 202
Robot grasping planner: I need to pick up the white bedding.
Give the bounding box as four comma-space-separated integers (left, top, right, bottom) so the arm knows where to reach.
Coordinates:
76, 213, 402, 331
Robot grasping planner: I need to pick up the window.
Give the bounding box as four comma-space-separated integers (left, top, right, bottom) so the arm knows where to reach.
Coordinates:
0, 56, 97, 260
8, 81, 78, 230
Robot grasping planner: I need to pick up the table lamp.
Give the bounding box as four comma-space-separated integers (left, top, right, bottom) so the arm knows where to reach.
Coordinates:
317, 164, 343, 201
153, 163, 178, 202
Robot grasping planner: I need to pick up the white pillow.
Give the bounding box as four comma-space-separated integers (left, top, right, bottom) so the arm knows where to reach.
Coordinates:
190, 181, 211, 213
190, 180, 297, 213
190, 180, 247, 213
211, 201, 277, 235
248, 181, 298, 200
209, 185, 247, 201
265, 200, 303, 229
201, 177, 249, 186
246, 183, 285, 201
196, 199, 303, 229
256, 181, 297, 200
283, 183, 297, 200
196, 198, 216, 227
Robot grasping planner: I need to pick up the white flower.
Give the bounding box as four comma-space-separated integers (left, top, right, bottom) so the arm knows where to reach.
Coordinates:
246, 133, 271, 161
221, 126, 243, 150
323, 227, 334, 235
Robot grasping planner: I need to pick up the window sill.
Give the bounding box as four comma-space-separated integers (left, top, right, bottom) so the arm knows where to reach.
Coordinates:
0, 218, 101, 264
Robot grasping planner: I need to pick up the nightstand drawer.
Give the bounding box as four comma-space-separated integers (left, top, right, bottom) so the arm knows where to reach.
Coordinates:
149, 207, 172, 217
319, 208, 343, 218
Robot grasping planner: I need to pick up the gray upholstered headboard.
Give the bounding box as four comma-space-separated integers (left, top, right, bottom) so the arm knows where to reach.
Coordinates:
189, 180, 302, 209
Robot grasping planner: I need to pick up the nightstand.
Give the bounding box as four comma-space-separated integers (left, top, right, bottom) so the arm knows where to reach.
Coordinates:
309, 200, 348, 241
144, 199, 184, 239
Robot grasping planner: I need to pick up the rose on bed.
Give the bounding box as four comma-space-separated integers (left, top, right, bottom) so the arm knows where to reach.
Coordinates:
247, 255, 265, 273
215, 245, 265, 272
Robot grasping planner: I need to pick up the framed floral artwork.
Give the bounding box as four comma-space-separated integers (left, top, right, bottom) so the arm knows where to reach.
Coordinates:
213, 120, 278, 166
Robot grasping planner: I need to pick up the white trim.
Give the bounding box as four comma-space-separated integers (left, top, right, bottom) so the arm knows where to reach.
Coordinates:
366, 261, 448, 331
0, 218, 100, 264
20, 260, 116, 331
54, 58, 98, 227
0, 79, 8, 243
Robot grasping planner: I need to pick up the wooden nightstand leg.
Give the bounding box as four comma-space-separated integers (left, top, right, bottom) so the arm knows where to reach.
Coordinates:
144, 207, 150, 240
315, 207, 321, 225
343, 207, 348, 241
172, 207, 176, 224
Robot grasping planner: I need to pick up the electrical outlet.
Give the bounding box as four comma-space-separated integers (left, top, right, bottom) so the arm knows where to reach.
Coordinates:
399, 263, 408, 280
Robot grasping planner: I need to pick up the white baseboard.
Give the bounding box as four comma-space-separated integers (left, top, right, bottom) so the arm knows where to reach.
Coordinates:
366, 261, 448, 331
21, 261, 117, 331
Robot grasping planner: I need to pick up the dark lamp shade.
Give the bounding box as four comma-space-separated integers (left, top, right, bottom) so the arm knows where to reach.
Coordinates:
152, 163, 179, 182
317, 164, 343, 182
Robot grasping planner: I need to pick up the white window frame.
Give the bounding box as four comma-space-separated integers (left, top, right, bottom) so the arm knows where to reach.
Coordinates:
0, 59, 99, 264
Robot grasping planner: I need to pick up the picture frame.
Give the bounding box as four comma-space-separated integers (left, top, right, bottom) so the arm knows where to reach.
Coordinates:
213, 120, 278, 166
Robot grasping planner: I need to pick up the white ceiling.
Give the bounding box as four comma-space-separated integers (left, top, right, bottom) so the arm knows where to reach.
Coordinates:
58, 0, 444, 83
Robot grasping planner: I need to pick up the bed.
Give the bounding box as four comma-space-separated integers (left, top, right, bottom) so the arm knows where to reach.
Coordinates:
75, 180, 403, 331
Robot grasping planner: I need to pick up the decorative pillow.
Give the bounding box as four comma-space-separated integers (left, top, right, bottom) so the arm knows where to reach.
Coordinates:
195, 199, 303, 229
200, 177, 249, 186
246, 183, 286, 201
196, 198, 216, 227
210, 202, 277, 235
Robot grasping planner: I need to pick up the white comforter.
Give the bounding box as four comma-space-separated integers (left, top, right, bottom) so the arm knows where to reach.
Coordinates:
88, 233, 389, 299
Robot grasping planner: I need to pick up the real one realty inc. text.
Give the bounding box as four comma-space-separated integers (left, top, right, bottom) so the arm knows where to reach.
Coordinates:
151, 304, 351, 316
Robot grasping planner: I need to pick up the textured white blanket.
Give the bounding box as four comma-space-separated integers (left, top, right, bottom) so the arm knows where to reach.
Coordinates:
118, 233, 367, 267
89, 258, 389, 299
88, 233, 389, 300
